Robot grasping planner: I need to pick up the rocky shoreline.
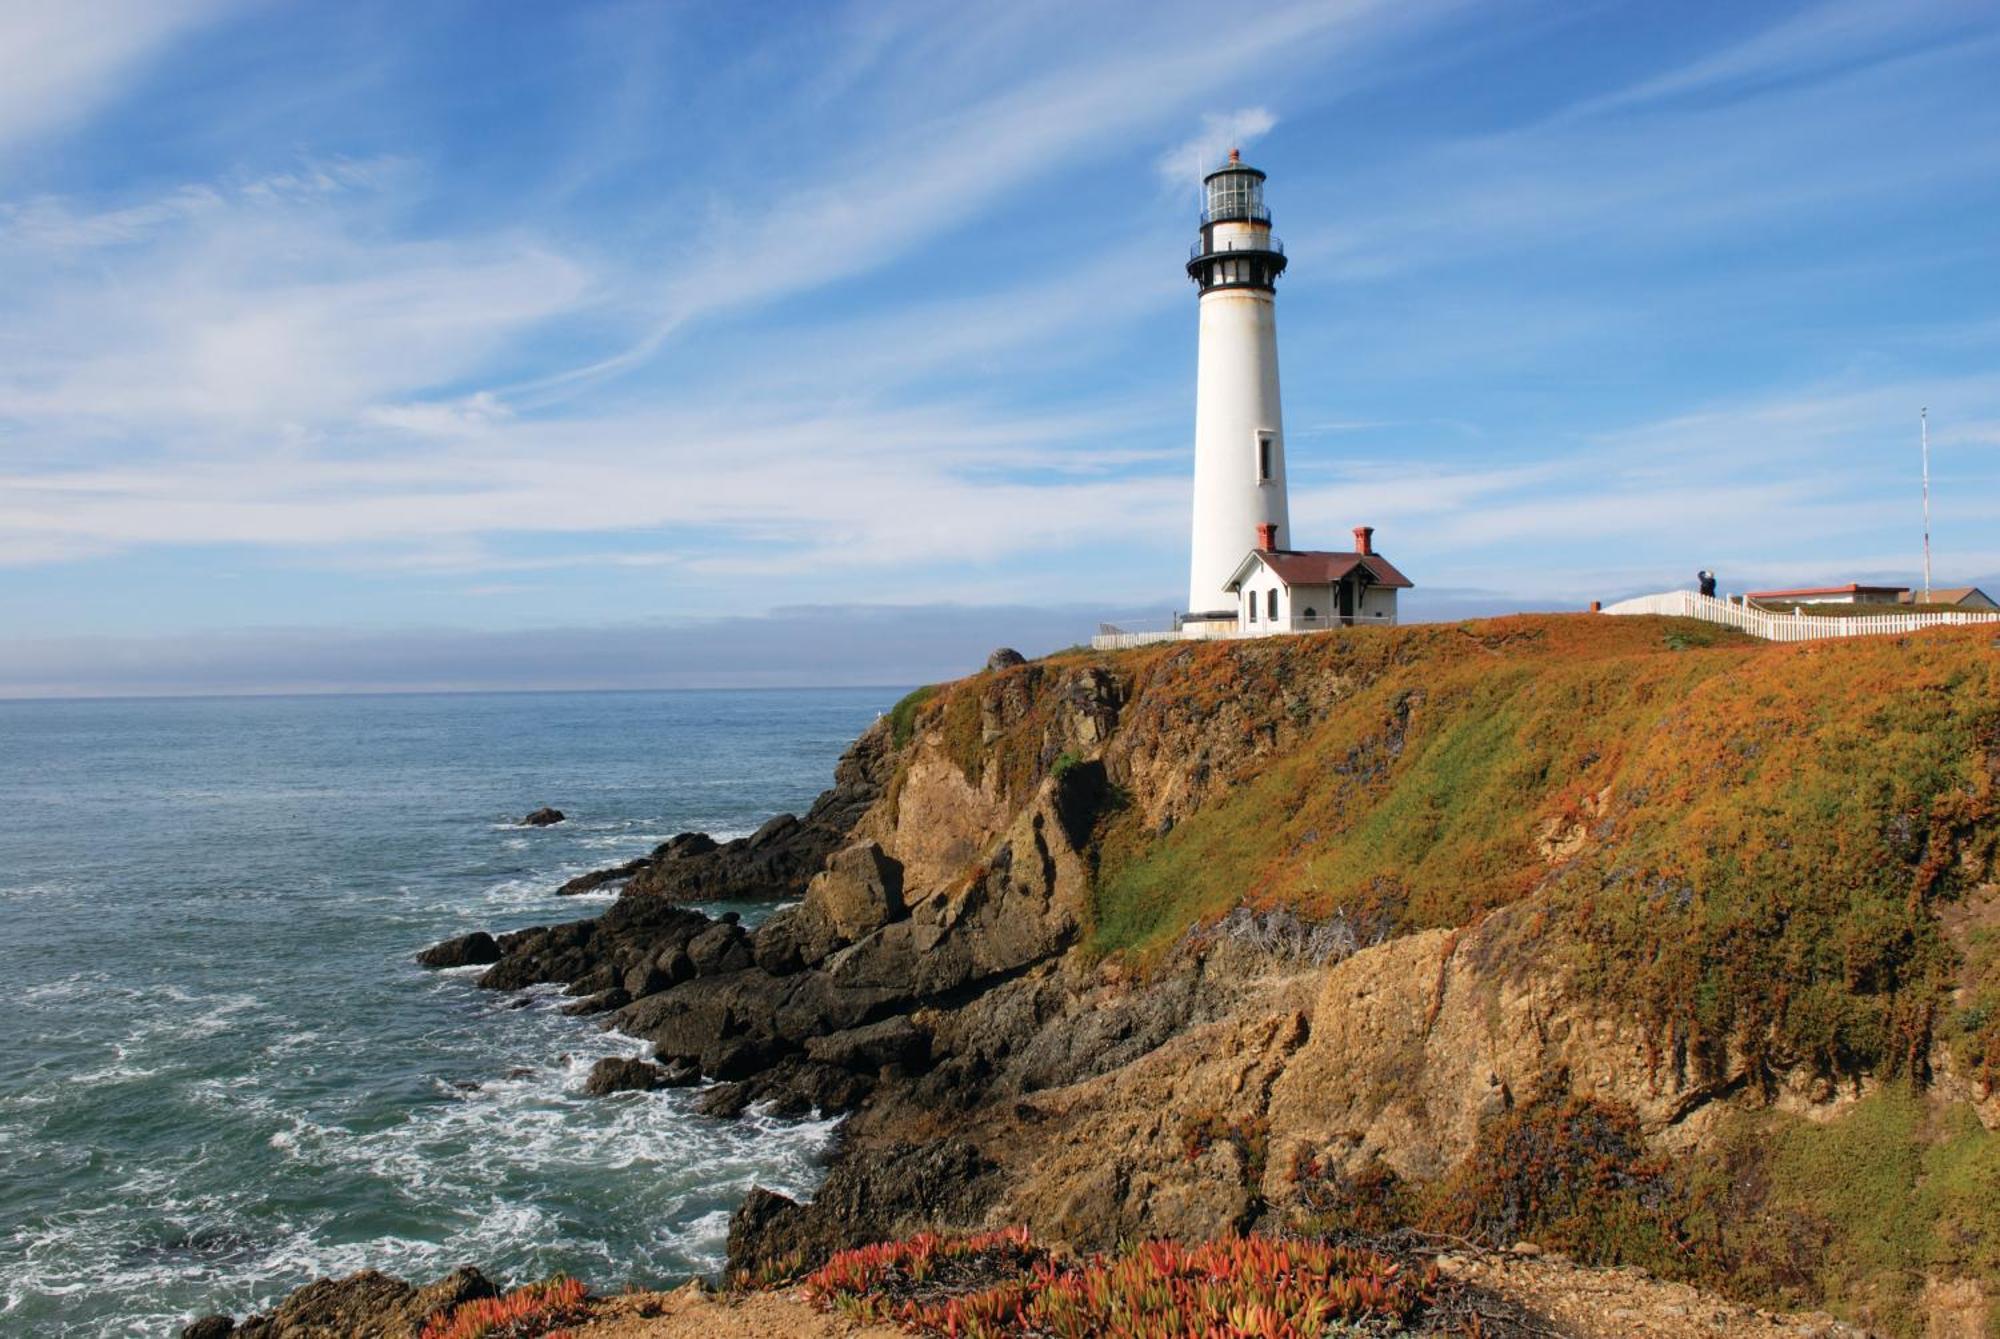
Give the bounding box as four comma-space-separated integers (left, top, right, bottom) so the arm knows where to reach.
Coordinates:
182, 623, 2000, 1337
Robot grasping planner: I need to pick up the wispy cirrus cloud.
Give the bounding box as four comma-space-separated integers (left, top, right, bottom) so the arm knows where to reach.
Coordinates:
0, 0, 241, 155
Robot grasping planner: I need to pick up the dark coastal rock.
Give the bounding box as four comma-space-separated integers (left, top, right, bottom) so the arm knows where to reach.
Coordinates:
446, 719, 898, 1014
582, 1055, 697, 1096
467, 901, 711, 995
805, 1016, 927, 1073
727, 1187, 807, 1275
702, 1036, 776, 1081
228, 1264, 490, 1337
686, 921, 754, 976
751, 901, 839, 975
567, 719, 894, 910
521, 806, 566, 827
415, 931, 499, 969
557, 857, 644, 896
181, 1317, 234, 1339
986, 646, 1027, 671
698, 1062, 877, 1118
560, 987, 629, 1017
408, 1268, 502, 1322
725, 1138, 1000, 1278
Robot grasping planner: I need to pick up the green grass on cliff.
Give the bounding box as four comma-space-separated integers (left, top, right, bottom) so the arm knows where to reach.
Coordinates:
1686, 1091, 2000, 1334
887, 685, 939, 749
1084, 616, 1999, 1086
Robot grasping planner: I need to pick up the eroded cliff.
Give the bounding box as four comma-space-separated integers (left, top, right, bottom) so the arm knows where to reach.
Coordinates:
398, 613, 2000, 1338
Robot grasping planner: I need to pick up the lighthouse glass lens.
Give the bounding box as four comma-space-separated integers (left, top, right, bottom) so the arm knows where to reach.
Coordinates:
1205, 172, 1265, 222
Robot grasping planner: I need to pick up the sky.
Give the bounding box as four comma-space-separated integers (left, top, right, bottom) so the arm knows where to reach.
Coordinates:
2, 0, 1998, 696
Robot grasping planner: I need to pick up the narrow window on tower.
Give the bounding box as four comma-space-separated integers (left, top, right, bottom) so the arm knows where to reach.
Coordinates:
1256, 432, 1273, 483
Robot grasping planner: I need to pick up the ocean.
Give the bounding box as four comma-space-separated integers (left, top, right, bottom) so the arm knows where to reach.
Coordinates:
0, 687, 900, 1336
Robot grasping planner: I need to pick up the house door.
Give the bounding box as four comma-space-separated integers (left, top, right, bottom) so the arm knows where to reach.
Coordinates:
1337, 578, 1355, 624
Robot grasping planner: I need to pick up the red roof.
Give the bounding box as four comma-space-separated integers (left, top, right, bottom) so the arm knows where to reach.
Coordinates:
1744, 583, 1908, 599
1231, 549, 1413, 590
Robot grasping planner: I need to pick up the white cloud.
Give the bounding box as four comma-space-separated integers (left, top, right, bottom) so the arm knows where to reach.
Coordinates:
0, 1, 240, 154
0, 169, 592, 428
1155, 108, 1279, 188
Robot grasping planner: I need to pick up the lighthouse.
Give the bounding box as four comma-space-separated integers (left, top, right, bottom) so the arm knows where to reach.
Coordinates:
1185, 150, 1290, 625
1089, 150, 1412, 652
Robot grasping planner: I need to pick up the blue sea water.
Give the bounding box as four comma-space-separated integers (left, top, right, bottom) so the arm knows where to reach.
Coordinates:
0, 688, 899, 1337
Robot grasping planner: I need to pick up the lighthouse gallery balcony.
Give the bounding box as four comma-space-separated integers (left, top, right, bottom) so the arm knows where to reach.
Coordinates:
1189, 234, 1283, 262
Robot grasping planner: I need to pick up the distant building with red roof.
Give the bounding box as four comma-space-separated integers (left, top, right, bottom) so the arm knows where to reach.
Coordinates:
1745, 583, 1907, 608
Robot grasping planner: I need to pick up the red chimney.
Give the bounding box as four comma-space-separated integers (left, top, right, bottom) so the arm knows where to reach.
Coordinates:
1353, 525, 1375, 556
1255, 522, 1278, 552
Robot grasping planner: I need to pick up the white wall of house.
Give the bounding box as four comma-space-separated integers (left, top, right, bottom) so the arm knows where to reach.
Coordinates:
1288, 582, 1334, 625
1237, 563, 1288, 629
1231, 559, 1402, 632
1360, 586, 1399, 623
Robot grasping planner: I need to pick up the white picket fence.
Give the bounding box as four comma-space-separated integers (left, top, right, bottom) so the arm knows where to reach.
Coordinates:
1602, 590, 2000, 642
1090, 614, 1400, 650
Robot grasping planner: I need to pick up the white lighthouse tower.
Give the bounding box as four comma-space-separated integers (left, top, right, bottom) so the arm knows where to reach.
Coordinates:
1185, 150, 1290, 626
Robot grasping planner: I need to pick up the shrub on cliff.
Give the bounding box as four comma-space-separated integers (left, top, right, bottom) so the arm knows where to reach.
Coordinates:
1422, 1091, 1694, 1271
803, 1227, 1434, 1337
417, 1276, 587, 1339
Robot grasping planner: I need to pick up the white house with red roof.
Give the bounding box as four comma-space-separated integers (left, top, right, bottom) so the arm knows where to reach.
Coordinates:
1225, 523, 1412, 633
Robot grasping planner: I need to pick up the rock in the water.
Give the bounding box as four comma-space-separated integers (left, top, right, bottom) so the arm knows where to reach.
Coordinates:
521, 806, 566, 827
416, 931, 500, 969
557, 857, 643, 895
560, 987, 630, 1017
986, 646, 1027, 671
582, 1055, 696, 1096
530, 720, 896, 912
181, 1317, 234, 1339
663, 830, 719, 857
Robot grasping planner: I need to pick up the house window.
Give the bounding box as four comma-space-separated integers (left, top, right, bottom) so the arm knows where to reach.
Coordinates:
1247, 589, 1257, 622
1267, 588, 1278, 621
1256, 432, 1273, 483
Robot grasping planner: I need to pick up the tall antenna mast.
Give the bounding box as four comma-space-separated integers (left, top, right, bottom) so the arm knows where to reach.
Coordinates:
1920, 407, 1932, 602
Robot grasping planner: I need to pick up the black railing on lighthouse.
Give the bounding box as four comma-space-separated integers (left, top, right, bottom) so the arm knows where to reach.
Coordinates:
1190, 235, 1283, 261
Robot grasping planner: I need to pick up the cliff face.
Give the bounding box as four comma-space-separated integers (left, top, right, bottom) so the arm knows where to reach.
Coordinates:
424, 614, 2000, 1338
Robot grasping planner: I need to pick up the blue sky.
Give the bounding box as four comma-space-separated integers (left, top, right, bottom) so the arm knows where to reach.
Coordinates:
3, 0, 1998, 694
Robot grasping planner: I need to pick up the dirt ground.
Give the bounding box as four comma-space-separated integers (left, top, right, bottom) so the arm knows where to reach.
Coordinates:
561, 1249, 1875, 1339
567, 1282, 900, 1338
1436, 1248, 1871, 1339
